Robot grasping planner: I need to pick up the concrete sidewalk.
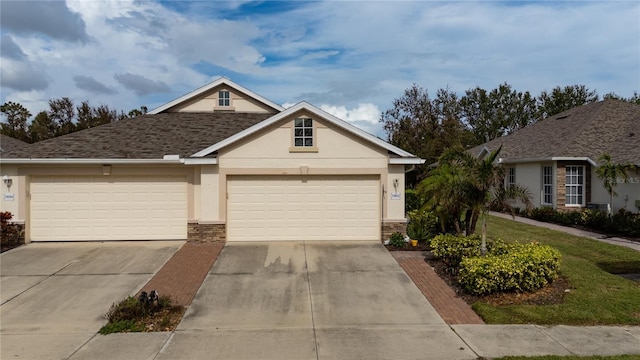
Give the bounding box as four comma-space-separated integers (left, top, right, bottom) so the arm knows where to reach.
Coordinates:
489, 211, 640, 252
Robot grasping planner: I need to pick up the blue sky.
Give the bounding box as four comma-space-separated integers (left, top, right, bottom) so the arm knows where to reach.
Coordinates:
1, 0, 638, 137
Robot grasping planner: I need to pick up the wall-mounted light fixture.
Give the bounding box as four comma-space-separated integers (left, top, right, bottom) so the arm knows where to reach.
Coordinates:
2, 175, 12, 190
102, 165, 112, 176
393, 178, 399, 192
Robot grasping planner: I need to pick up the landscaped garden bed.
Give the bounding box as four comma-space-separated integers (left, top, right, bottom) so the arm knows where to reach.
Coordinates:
99, 294, 185, 334
457, 216, 640, 325
388, 215, 640, 325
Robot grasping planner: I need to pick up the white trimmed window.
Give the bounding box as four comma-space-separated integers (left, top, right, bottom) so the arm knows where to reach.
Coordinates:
294, 118, 313, 147
218, 90, 230, 107
542, 165, 553, 205
507, 167, 516, 189
565, 165, 585, 206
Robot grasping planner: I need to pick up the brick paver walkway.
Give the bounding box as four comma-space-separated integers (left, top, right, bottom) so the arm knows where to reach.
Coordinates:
391, 251, 485, 325
139, 241, 224, 306
140, 242, 483, 324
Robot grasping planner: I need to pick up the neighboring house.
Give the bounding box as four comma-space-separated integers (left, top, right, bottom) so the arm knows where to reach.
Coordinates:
0, 78, 423, 243
470, 99, 640, 213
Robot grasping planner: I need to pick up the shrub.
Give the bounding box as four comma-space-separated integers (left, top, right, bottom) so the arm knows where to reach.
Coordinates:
528, 206, 556, 223
458, 243, 561, 295
100, 294, 181, 334
389, 232, 406, 247
405, 189, 421, 212
407, 209, 439, 242
1, 211, 23, 250
611, 209, 640, 237
579, 209, 610, 230
430, 234, 510, 269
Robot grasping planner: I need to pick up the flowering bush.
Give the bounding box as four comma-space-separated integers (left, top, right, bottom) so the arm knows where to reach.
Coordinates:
1, 211, 23, 250
458, 243, 561, 295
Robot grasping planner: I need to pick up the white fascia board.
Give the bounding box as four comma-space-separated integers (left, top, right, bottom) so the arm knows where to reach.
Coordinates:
499, 157, 597, 166
182, 158, 218, 165
192, 101, 418, 159
389, 158, 426, 165
0, 158, 184, 164
149, 77, 285, 114
476, 146, 491, 158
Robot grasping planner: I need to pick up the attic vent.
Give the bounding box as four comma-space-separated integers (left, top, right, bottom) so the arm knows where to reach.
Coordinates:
556, 115, 569, 120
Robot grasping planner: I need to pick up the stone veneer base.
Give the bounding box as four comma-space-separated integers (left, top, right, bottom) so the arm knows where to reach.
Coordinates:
381, 221, 407, 243
187, 223, 226, 243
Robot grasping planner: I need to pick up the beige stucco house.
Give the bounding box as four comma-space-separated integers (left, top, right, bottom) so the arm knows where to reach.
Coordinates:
0, 78, 424, 243
470, 99, 640, 213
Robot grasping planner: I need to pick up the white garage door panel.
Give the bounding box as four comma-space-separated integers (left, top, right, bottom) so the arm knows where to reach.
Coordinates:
227, 176, 379, 241
30, 176, 187, 241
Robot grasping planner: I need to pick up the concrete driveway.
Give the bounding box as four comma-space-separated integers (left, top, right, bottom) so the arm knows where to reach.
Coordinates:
155, 241, 476, 360
0, 241, 183, 360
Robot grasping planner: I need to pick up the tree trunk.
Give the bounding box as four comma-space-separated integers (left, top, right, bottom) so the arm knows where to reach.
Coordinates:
470, 210, 480, 234
464, 209, 473, 235
480, 212, 488, 256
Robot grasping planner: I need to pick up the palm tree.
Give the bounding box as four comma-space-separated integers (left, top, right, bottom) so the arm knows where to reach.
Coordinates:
595, 153, 636, 215
420, 146, 532, 255
418, 162, 468, 234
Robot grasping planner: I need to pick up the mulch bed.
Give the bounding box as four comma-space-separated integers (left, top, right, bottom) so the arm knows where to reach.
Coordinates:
388, 245, 571, 307
423, 251, 571, 306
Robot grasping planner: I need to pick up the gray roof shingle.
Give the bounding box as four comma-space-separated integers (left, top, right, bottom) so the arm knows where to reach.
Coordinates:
1, 112, 271, 159
469, 99, 640, 165
0, 134, 30, 154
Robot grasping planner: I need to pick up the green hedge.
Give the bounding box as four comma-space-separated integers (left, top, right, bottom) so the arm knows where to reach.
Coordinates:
528, 207, 640, 237
458, 243, 561, 295
430, 234, 511, 268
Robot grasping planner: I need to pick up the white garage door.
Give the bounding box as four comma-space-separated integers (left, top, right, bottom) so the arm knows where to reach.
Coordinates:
30, 176, 187, 241
227, 175, 380, 241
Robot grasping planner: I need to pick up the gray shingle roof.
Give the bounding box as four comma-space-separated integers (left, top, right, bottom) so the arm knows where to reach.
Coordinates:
1, 112, 271, 159
469, 99, 640, 165
0, 134, 30, 154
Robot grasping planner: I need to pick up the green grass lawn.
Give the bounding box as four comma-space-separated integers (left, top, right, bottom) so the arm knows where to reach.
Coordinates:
493, 356, 640, 360
472, 215, 640, 325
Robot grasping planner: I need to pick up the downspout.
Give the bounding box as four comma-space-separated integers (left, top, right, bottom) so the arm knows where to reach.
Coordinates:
381, 183, 386, 241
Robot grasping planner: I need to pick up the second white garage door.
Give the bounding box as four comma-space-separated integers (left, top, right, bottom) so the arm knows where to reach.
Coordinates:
30, 176, 187, 241
227, 175, 380, 241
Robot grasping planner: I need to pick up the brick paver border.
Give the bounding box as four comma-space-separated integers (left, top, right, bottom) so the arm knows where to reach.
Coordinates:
139, 242, 224, 307
391, 251, 485, 325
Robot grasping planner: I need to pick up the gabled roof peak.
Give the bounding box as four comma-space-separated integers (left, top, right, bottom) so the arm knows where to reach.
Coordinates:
149, 77, 285, 114
191, 101, 421, 162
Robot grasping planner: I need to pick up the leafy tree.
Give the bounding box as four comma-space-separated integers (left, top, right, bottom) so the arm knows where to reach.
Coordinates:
128, 106, 148, 118
595, 153, 636, 215
460, 83, 537, 145
603, 92, 640, 105
380, 84, 471, 183
537, 85, 598, 119
1, 99, 142, 143
76, 102, 126, 130
48, 97, 76, 136
0, 101, 31, 141
28, 111, 57, 143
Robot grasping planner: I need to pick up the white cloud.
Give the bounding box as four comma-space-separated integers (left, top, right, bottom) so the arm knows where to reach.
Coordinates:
0, 0, 637, 135
0, 57, 49, 92
319, 103, 380, 124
